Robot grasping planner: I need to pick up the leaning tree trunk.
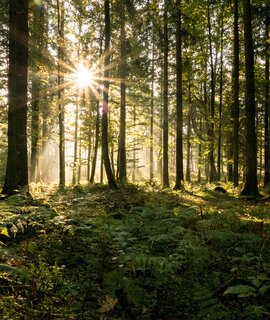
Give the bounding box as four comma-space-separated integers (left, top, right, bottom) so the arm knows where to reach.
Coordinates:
241, 0, 259, 196
102, 0, 117, 188
2, 0, 29, 195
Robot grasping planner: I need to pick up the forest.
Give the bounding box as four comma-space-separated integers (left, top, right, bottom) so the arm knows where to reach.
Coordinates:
0, 0, 270, 319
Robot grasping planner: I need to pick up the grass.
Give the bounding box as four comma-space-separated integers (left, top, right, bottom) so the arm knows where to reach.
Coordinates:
0, 183, 270, 319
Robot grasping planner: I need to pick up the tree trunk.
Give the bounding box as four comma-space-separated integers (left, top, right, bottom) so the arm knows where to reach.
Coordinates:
57, 0, 65, 187
2, 0, 29, 195
233, 0, 240, 187
217, 11, 224, 181
72, 95, 79, 185
186, 79, 191, 182
163, 0, 170, 188
150, 31, 155, 181
90, 100, 100, 184
118, 1, 127, 182
102, 0, 117, 188
264, 20, 270, 186
30, 3, 45, 183
240, 0, 259, 196
174, 0, 184, 190
207, 2, 217, 182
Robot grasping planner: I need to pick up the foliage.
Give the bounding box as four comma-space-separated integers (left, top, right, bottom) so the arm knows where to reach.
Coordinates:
0, 184, 270, 319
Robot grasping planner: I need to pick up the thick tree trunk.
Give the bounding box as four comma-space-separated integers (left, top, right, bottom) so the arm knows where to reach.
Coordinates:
2, 0, 29, 195
241, 0, 259, 196
102, 0, 117, 188
174, 0, 184, 190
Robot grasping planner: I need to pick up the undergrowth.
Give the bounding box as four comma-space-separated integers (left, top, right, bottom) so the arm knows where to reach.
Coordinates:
0, 183, 270, 319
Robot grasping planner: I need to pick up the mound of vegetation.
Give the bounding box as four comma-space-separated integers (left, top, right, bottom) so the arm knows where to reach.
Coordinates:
0, 184, 270, 319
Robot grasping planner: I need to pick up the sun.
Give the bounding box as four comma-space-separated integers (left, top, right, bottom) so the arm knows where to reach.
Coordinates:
75, 64, 93, 89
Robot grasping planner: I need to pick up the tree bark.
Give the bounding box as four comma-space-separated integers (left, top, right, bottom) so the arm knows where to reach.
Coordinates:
57, 0, 65, 187
207, 2, 217, 182
174, 0, 184, 190
118, 1, 127, 182
163, 0, 170, 188
217, 11, 224, 181
2, 0, 29, 195
264, 20, 270, 186
233, 0, 240, 187
102, 0, 117, 188
241, 0, 259, 196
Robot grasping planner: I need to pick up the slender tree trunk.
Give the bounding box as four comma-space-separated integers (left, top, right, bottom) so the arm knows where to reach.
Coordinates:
163, 0, 170, 188
150, 31, 155, 181
118, 2, 127, 182
30, 3, 44, 183
57, 0, 65, 187
264, 20, 270, 186
72, 95, 79, 185
90, 100, 100, 184
2, 0, 29, 195
132, 105, 136, 182
186, 80, 191, 182
207, 2, 217, 182
198, 119, 202, 183
233, 0, 240, 187
174, 0, 184, 190
102, 0, 117, 188
241, 0, 259, 196
217, 12, 224, 181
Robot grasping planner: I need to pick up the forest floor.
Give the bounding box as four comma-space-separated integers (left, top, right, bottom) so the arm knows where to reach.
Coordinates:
0, 183, 270, 320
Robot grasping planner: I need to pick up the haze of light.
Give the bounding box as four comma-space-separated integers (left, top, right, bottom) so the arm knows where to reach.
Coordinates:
76, 65, 93, 89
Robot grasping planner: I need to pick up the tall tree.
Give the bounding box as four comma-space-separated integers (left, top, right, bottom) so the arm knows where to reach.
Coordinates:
30, 2, 45, 183
57, 0, 65, 187
207, 1, 217, 182
241, 0, 259, 196
217, 8, 224, 181
233, 0, 240, 187
102, 0, 117, 188
174, 0, 184, 190
264, 17, 270, 186
163, 0, 170, 188
118, 0, 127, 182
2, 0, 29, 195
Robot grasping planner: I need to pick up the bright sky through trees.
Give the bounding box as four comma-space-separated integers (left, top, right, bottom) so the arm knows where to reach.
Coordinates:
75, 64, 93, 89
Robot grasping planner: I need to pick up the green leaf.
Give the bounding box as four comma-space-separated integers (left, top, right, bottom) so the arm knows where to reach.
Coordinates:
223, 285, 256, 297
